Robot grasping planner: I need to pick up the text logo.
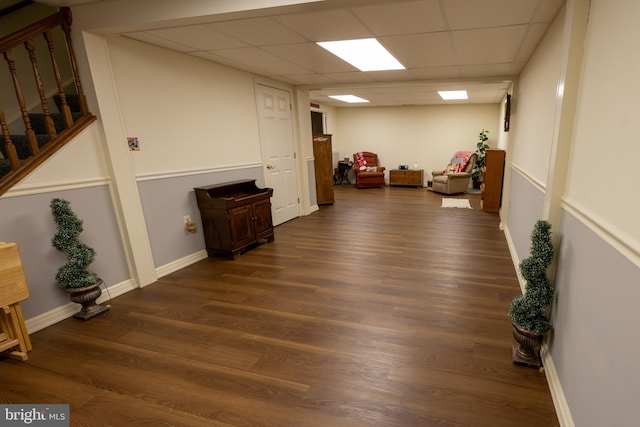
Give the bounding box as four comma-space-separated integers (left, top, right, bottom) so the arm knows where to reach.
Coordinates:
1, 405, 69, 426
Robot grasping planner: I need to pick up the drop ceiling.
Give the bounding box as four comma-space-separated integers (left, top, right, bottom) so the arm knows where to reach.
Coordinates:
29, 0, 565, 107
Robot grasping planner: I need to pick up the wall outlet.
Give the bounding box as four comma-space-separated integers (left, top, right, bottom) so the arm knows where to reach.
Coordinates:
184, 215, 197, 233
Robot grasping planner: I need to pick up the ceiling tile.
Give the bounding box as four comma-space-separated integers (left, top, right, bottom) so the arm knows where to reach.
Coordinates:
148, 25, 247, 50
514, 22, 549, 62
190, 51, 279, 78
263, 43, 357, 73
351, 0, 446, 36
459, 63, 514, 77
443, 0, 537, 30
204, 47, 312, 75
367, 69, 422, 82
318, 71, 378, 84
452, 25, 528, 64
532, 0, 565, 22
281, 73, 340, 85
509, 62, 527, 75
275, 9, 372, 41
207, 17, 306, 46
125, 32, 196, 52
381, 32, 456, 68
411, 65, 462, 80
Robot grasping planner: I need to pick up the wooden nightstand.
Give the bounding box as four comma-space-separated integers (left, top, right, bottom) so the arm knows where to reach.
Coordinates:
389, 169, 424, 187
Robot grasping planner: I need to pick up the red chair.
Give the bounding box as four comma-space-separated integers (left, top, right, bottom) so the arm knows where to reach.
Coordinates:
353, 152, 385, 188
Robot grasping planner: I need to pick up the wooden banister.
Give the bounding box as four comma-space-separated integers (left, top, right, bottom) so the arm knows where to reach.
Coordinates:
0, 9, 67, 52
0, 7, 95, 197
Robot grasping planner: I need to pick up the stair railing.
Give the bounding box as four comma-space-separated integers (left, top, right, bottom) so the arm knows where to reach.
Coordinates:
0, 7, 95, 196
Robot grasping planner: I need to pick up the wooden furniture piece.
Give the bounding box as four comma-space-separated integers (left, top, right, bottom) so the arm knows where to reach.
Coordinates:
313, 134, 334, 204
389, 169, 424, 187
0, 242, 32, 361
481, 149, 506, 212
194, 180, 274, 259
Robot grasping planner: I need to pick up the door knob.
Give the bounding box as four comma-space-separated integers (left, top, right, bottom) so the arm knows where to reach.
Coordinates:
266, 164, 275, 169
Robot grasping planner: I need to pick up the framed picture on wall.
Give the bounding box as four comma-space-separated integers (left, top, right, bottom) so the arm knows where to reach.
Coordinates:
504, 94, 511, 132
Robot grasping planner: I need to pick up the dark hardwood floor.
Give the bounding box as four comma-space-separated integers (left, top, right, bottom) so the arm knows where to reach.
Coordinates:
1, 185, 559, 426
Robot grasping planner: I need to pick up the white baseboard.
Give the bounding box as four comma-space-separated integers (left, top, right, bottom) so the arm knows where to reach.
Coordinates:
503, 225, 574, 427
155, 249, 208, 278
541, 344, 575, 427
25, 279, 137, 334
24, 250, 208, 333
502, 226, 525, 292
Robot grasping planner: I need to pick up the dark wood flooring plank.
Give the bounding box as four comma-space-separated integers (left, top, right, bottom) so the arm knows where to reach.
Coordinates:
1, 186, 559, 426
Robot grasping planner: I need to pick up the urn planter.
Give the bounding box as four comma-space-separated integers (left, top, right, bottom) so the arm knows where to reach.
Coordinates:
65, 281, 109, 320
512, 323, 544, 368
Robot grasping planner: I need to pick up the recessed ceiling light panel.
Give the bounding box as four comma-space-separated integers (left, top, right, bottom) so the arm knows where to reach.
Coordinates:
317, 38, 405, 72
438, 90, 468, 100
329, 95, 370, 103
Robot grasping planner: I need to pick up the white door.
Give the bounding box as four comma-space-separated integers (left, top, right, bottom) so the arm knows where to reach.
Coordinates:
255, 84, 299, 226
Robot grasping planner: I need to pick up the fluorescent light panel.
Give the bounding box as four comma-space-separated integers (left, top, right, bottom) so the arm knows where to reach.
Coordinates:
438, 90, 468, 100
317, 38, 405, 72
329, 95, 369, 103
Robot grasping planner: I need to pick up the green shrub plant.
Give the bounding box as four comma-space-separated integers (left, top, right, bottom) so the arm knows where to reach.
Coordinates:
50, 198, 100, 289
508, 220, 555, 334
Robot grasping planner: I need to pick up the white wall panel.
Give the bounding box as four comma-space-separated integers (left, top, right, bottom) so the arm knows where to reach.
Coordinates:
334, 104, 500, 181
107, 36, 262, 176
10, 124, 109, 192
565, 0, 640, 248
509, 6, 564, 187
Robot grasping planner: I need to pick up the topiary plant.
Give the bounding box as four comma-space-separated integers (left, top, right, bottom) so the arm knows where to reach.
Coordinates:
50, 198, 100, 289
508, 220, 554, 334
471, 129, 490, 183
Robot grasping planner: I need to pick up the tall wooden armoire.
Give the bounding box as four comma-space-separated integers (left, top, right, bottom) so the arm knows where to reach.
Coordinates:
312, 134, 334, 204
480, 149, 506, 212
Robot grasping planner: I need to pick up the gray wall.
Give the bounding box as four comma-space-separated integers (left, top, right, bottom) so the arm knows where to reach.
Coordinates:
0, 186, 130, 319
551, 210, 640, 426
137, 166, 265, 268
507, 171, 545, 263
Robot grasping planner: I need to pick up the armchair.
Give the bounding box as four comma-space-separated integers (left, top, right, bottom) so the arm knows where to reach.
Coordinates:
353, 152, 386, 188
431, 151, 477, 195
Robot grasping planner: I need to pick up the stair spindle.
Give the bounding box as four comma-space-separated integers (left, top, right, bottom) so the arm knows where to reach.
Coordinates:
44, 29, 73, 129
0, 103, 20, 170
61, 8, 89, 116
3, 49, 38, 157
25, 38, 57, 141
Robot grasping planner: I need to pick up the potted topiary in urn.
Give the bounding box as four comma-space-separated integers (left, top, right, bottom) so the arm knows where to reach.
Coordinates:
50, 198, 109, 320
508, 220, 554, 368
